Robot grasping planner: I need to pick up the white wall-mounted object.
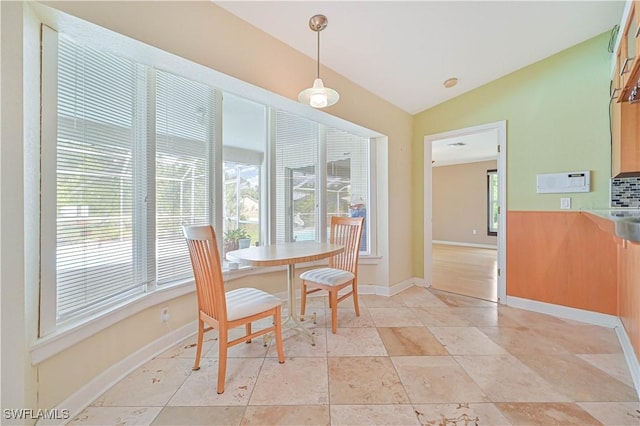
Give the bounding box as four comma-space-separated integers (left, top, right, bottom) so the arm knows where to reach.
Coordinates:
536, 171, 591, 194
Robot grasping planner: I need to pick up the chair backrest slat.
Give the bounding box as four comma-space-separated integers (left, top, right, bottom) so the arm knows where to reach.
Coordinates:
328, 216, 364, 273
183, 225, 227, 322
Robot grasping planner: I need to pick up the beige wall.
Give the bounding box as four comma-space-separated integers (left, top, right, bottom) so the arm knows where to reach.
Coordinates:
432, 160, 498, 246
1, 0, 414, 414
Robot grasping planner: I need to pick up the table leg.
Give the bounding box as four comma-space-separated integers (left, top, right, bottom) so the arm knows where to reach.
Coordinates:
281, 263, 316, 346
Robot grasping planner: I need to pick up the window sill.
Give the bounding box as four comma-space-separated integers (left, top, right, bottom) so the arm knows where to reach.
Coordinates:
29, 282, 194, 365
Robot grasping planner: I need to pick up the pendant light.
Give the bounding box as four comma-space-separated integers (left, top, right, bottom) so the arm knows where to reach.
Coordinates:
298, 14, 339, 108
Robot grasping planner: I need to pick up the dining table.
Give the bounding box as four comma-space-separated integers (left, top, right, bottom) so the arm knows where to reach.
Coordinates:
226, 241, 344, 345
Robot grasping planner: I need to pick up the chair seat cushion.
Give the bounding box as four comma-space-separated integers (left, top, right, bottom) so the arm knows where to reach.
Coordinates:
300, 267, 355, 287
225, 287, 282, 321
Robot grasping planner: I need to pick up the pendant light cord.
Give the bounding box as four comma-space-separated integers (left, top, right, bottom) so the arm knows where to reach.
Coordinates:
316, 30, 321, 79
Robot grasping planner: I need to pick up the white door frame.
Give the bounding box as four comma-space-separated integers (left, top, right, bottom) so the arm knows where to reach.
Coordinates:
423, 120, 507, 303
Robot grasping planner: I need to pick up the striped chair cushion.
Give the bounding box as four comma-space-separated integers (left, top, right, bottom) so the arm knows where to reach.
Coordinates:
300, 267, 355, 286
225, 287, 282, 321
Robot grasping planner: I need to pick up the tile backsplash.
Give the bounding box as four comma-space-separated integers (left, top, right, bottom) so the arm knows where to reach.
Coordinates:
611, 176, 640, 207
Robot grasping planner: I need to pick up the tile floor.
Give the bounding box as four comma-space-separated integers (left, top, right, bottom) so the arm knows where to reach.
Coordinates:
69, 287, 640, 425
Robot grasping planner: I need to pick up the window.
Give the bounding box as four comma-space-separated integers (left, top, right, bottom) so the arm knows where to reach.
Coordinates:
487, 169, 498, 236
275, 111, 371, 251
327, 128, 369, 252
222, 94, 265, 259
46, 34, 217, 328
41, 27, 375, 336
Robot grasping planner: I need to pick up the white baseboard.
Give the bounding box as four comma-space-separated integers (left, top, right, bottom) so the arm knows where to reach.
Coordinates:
506, 296, 620, 328
507, 296, 639, 398
358, 277, 419, 296
39, 321, 197, 426
433, 240, 498, 250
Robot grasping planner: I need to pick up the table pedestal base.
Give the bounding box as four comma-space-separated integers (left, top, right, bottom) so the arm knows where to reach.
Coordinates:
284, 264, 316, 346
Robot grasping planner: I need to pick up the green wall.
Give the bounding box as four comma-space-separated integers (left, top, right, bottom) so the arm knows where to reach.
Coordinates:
412, 32, 614, 276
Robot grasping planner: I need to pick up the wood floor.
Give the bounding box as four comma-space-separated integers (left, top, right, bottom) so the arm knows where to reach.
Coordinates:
431, 243, 498, 302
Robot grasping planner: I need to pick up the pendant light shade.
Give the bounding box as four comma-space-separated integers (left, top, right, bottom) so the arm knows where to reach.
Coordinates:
298, 15, 339, 108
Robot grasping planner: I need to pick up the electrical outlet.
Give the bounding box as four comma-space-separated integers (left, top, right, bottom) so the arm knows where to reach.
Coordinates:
472, 229, 477, 235
160, 307, 169, 323
560, 197, 571, 210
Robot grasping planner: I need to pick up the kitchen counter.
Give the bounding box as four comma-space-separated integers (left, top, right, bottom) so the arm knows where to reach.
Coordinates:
582, 208, 640, 243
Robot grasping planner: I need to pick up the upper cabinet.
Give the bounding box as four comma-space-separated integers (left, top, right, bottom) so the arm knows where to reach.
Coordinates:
616, 2, 640, 102
612, 1, 640, 177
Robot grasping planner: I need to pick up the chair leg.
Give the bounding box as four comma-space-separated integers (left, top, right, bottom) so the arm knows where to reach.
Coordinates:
300, 281, 307, 318
330, 289, 339, 334
192, 319, 204, 371
352, 280, 360, 317
245, 323, 252, 343
217, 329, 228, 394
274, 307, 285, 364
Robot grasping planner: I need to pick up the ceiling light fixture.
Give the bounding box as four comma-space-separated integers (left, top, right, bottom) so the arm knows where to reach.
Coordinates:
298, 14, 339, 108
443, 77, 458, 88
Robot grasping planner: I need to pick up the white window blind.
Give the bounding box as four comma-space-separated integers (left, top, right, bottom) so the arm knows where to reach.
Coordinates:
274, 110, 319, 242
56, 36, 145, 321
54, 36, 218, 324
155, 71, 215, 285
327, 128, 370, 252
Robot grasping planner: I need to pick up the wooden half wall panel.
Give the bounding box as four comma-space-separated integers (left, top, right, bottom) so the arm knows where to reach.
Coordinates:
619, 240, 640, 360
506, 211, 617, 315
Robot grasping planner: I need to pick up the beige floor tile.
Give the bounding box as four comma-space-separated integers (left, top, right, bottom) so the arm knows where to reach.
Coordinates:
578, 401, 640, 425
393, 286, 449, 308
410, 307, 473, 327
532, 323, 623, 354
391, 356, 489, 404
167, 358, 264, 406
368, 307, 424, 327
73, 286, 640, 426
330, 404, 421, 425
455, 354, 572, 402
94, 358, 193, 407
326, 327, 387, 357
241, 405, 330, 425
266, 326, 327, 358
328, 357, 409, 404
68, 406, 162, 425
516, 354, 638, 402
428, 326, 509, 355
377, 327, 448, 356
158, 334, 217, 360
431, 290, 497, 308
577, 353, 636, 387
498, 306, 578, 329
478, 325, 571, 356
151, 406, 245, 425
359, 294, 406, 308
452, 307, 522, 327
323, 306, 375, 329
495, 402, 602, 425
249, 357, 329, 405
412, 403, 512, 426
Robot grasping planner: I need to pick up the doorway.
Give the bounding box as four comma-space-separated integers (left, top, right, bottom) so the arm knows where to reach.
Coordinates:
423, 121, 506, 303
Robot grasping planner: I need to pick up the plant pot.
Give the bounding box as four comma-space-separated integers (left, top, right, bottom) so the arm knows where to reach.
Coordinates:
238, 238, 251, 249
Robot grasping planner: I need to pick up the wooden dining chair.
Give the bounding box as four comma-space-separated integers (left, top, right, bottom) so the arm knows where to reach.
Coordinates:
182, 225, 285, 394
299, 216, 365, 333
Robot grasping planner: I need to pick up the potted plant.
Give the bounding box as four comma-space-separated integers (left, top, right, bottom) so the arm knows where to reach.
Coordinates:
223, 227, 250, 253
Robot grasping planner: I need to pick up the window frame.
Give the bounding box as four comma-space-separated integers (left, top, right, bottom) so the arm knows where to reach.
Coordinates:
35, 15, 380, 359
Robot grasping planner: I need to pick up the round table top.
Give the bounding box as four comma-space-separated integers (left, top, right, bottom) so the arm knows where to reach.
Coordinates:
226, 241, 344, 267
